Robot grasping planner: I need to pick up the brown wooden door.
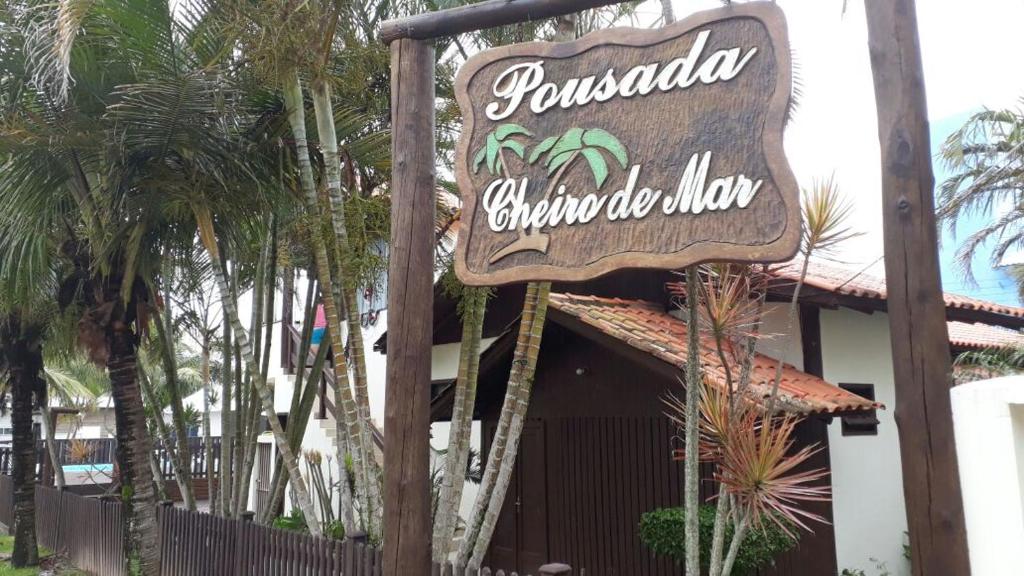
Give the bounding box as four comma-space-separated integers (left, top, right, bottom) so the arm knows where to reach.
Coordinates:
485, 420, 548, 573
518, 421, 548, 573
255, 443, 272, 518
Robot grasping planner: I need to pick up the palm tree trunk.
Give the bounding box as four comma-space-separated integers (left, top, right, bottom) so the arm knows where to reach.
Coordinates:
457, 283, 541, 566
218, 309, 233, 516
236, 225, 279, 515
467, 283, 550, 569
260, 362, 324, 525
194, 206, 322, 536
155, 278, 196, 510
310, 76, 382, 528
282, 73, 376, 536
149, 450, 168, 502
201, 337, 214, 508
8, 337, 41, 568
683, 266, 702, 576
40, 405, 65, 490
432, 287, 487, 562
335, 416, 356, 531
235, 380, 262, 515
460, 282, 550, 569
342, 283, 380, 517
107, 324, 161, 576
138, 364, 190, 508
660, 0, 675, 25
260, 277, 320, 525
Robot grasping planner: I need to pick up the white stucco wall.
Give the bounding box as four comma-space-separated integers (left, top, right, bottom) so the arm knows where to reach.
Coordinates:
427, 336, 497, 547
951, 377, 1024, 575
820, 307, 910, 576
754, 302, 804, 369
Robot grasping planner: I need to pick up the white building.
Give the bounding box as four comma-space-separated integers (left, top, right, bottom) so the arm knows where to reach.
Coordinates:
376, 258, 1024, 575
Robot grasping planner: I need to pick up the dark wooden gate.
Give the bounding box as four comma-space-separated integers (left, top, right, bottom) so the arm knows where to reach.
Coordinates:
487, 420, 548, 573
255, 443, 272, 518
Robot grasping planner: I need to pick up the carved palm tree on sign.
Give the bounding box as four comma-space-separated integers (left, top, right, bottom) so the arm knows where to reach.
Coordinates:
473, 123, 532, 177
488, 127, 629, 263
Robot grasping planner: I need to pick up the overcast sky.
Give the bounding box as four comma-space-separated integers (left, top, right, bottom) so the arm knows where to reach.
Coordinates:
630, 0, 1024, 284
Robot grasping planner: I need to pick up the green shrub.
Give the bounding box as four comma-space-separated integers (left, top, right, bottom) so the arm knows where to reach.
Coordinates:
272, 511, 346, 541
324, 520, 346, 541
638, 505, 797, 576
272, 509, 308, 533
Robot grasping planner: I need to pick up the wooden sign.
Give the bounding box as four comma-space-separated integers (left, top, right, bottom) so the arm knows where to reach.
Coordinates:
453, 3, 799, 285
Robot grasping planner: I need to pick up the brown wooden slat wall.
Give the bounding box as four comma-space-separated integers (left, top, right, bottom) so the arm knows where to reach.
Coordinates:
545, 417, 691, 576
0, 476, 540, 576
533, 416, 819, 576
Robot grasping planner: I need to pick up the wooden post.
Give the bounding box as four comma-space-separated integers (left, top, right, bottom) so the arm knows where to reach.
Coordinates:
385, 37, 435, 576
380, 0, 621, 43
865, 1, 971, 574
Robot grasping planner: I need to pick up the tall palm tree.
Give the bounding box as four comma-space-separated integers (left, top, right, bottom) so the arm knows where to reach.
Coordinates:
939, 100, 1024, 280
431, 283, 487, 562
0, 311, 46, 567
0, 164, 81, 567
219, 0, 405, 535
0, 0, 287, 568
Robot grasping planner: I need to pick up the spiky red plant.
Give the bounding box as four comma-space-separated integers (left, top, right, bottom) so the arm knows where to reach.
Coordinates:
716, 409, 831, 538
665, 380, 831, 538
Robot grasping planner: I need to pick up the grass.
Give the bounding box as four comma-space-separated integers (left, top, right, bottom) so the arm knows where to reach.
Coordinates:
0, 535, 89, 576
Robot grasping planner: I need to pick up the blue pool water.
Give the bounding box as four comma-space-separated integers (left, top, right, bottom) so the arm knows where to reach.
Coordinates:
62, 463, 114, 472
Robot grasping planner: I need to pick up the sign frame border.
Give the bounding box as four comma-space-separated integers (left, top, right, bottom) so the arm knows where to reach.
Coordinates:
453, 2, 800, 286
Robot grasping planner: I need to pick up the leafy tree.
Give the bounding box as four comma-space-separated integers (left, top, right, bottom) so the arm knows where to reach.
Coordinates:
0, 0, 284, 568
938, 100, 1024, 281
954, 345, 1024, 383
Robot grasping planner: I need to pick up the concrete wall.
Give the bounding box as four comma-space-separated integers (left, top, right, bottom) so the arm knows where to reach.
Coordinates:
951, 377, 1024, 574
756, 303, 910, 575
819, 307, 909, 576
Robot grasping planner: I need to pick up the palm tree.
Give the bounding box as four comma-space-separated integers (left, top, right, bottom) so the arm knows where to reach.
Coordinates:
0, 184, 83, 566
0, 0, 287, 568
0, 312, 46, 567
954, 345, 1024, 383
218, 0, 381, 534
938, 100, 1024, 280
171, 245, 222, 511
431, 282, 488, 562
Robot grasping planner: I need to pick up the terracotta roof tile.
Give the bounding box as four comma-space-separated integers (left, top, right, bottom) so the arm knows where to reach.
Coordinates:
948, 321, 1024, 350
549, 292, 880, 415
771, 259, 1024, 319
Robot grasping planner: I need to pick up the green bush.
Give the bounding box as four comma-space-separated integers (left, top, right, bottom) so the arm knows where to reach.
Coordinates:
272, 509, 308, 533
638, 505, 797, 576
324, 520, 346, 541
272, 510, 346, 541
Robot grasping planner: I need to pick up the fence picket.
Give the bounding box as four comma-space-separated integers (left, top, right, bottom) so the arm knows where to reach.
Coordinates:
0, 476, 565, 576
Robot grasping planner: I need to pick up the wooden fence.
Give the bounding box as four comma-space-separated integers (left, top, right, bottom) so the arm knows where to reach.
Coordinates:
0, 475, 574, 576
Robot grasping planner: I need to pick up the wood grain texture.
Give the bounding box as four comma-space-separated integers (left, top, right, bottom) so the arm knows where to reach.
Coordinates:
865, 0, 971, 574
454, 3, 800, 286
385, 37, 435, 576
380, 0, 622, 44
